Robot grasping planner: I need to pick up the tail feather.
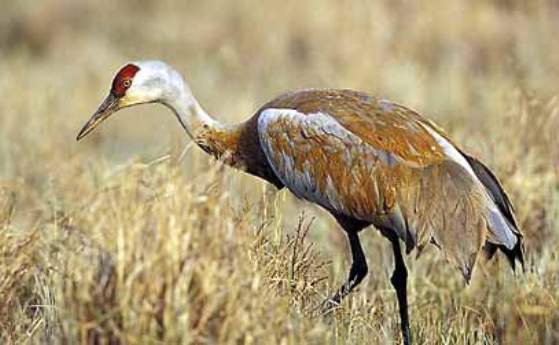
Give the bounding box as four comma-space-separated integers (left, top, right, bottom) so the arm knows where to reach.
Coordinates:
462, 151, 525, 270
400, 161, 488, 282
483, 240, 525, 271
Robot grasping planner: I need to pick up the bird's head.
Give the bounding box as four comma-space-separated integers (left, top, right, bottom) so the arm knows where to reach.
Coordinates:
77, 60, 186, 140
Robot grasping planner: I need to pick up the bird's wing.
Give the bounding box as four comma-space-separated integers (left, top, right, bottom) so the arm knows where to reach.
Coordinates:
256, 91, 520, 280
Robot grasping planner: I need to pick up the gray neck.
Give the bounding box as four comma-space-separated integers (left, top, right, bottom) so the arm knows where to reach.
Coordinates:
161, 72, 220, 139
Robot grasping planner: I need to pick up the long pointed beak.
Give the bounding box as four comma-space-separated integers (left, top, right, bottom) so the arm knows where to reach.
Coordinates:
76, 93, 120, 141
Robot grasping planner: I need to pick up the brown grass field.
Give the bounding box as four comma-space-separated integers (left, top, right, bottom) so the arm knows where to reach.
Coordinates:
1, 1, 558, 344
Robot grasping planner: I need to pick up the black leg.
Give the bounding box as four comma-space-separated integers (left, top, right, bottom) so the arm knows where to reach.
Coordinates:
323, 231, 368, 311
390, 237, 411, 345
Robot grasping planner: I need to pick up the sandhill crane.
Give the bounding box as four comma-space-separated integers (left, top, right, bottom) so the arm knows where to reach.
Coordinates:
77, 60, 524, 345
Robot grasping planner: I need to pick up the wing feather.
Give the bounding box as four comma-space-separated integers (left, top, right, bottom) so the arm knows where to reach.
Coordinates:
256, 90, 521, 280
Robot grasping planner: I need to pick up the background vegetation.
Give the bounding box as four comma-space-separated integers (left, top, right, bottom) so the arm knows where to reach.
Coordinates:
1, 0, 558, 343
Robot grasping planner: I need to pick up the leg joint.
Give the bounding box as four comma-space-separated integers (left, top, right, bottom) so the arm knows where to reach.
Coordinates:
390, 264, 407, 287
350, 261, 368, 285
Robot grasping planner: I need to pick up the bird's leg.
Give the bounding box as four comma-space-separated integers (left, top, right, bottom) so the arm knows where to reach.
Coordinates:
389, 237, 411, 345
323, 231, 368, 312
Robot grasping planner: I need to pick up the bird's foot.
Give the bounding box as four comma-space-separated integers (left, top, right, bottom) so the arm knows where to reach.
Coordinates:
320, 297, 340, 315
313, 294, 342, 324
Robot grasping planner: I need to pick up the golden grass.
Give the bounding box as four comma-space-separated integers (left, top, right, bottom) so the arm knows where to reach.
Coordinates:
1, 0, 558, 344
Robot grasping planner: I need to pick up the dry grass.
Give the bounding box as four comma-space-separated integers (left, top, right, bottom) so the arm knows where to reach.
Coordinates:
1, 0, 558, 344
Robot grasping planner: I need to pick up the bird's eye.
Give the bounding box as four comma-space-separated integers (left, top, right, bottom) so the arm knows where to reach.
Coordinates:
123, 80, 131, 88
